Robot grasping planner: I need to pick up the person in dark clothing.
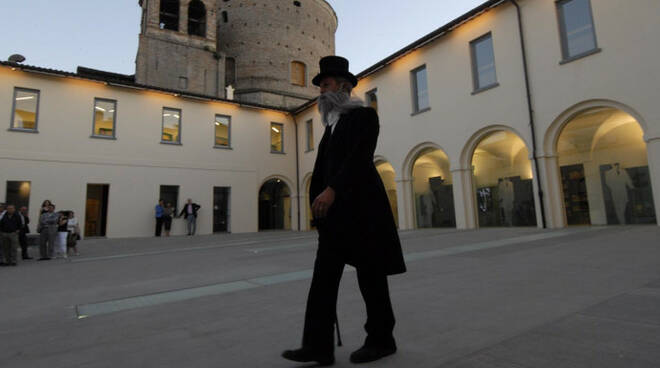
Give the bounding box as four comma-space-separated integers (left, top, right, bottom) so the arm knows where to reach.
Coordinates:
178, 199, 201, 235
282, 56, 406, 366
0, 205, 23, 266
18, 206, 32, 260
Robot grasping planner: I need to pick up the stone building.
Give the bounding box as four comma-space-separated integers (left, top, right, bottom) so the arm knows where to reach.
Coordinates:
136, 0, 336, 109
1, 0, 659, 239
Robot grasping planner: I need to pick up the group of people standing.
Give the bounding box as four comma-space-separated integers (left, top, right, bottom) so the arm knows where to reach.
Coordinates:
0, 203, 30, 266
36, 200, 81, 261
154, 198, 200, 237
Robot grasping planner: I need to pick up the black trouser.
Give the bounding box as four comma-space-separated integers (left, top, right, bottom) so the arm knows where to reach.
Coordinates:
301, 246, 396, 354
19, 230, 29, 258
155, 217, 163, 237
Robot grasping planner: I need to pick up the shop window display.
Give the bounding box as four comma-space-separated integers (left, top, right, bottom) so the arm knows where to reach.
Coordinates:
557, 107, 655, 225
412, 148, 455, 228
472, 131, 537, 227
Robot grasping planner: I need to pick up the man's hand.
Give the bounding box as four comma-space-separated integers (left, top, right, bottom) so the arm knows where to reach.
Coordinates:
312, 187, 336, 219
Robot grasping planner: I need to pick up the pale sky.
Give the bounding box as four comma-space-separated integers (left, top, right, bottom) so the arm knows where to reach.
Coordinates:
0, 0, 485, 75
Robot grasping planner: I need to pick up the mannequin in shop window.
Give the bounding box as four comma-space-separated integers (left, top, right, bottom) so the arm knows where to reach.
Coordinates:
497, 178, 514, 226
604, 163, 633, 224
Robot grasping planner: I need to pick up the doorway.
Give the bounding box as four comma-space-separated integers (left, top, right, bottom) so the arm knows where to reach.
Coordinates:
85, 184, 109, 237
213, 187, 230, 233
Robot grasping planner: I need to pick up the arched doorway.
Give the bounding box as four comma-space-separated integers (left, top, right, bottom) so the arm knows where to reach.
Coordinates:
258, 179, 292, 230
411, 148, 455, 228
375, 160, 399, 227
471, 130, 536, 227
557, 107, 656, 225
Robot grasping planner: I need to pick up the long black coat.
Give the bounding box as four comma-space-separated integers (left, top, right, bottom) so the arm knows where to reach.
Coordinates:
310, 106, 406, 276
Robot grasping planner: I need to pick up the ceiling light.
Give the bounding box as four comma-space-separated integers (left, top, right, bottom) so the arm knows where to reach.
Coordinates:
15, 96, 34, 101
95, 106, 106, 111
272, 127, 280, 133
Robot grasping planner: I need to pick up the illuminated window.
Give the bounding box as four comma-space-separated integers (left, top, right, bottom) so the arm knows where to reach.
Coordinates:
159, 0, 179, 31
92, 98, 117, 138
291, 61, 306, 86
305, 119, 314, 152
470, 33, 498, 92
161, 107, 181, 144
215, 114, 231, 148
11, 87, 39, 131
188, 0, 206, 37
365, 89, 378, 111
411, 65, 429, 113
411, 149, 455, 228
271, 122, 284, 153
557, 0, 599, 61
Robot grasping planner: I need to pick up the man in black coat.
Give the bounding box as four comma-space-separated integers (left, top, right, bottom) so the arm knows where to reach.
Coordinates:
19, 206, 32, 260
283, 56, 406, 366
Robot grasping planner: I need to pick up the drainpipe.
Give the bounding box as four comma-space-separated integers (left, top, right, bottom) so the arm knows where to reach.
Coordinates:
510, 0, 547, 228
293, 114, 301, 232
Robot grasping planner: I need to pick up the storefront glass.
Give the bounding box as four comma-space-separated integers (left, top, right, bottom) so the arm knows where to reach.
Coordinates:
557, 107, 655, 225
412, 148, 455, 228
472, 131, 537, 227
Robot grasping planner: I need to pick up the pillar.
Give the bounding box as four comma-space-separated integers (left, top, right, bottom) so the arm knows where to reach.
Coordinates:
451, 168, 477, 230
395, 178, 414, 230
646, 137, 660, 226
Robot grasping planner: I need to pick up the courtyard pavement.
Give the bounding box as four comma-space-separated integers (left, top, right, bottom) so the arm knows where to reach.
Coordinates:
1, 226, 659, 367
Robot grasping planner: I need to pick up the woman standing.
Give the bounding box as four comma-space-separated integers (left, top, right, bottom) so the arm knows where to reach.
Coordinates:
55, 211, 69, 259
67, 211, 81, 256
40, 200, 52, 215
163, 202, 174, 237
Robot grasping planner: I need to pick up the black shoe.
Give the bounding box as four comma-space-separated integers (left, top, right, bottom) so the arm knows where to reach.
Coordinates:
349, 344, 397, 364
38, 257, 51, 261
23, 256, 33, 260
282, 348, 334, 366
0, 263, 7, 267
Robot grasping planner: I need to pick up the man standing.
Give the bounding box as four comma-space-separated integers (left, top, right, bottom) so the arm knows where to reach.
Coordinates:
179, 199, 200, 235
0, 205, 23, 266
282, 56, 406, 366
38, 204, 59, 260
19, 206, 32, 260
155, 199, 164, 237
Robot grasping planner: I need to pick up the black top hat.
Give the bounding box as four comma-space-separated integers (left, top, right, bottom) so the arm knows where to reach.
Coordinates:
312, 56, 358, 87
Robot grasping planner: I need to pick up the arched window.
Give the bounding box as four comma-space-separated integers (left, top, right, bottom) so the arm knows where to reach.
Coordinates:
159, 0, 179, 31
188, 0, 206, 37
291, 61, 306, 86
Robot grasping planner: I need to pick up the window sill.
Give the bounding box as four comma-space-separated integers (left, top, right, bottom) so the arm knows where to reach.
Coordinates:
411, 107, 431, 117
90, 135, 117, 140
214, 145, 233, 150
8, 128, 38, 134
471, 82, 500, 95
160, 141, 182, 146
271, 151, 286, 155
559, 48, 602, 65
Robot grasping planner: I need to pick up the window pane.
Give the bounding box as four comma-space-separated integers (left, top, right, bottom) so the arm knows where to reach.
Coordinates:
215, 115, 230, 147
560, 0, 597, 57
271, 123, 283, 152
93, 100, 116, 137
291, 62, 305, 86
473, 35, 497, 89
367, 90, 378, 111
5, 181, 31, 210
162, 108, 181, 142
415, 68, 429, 111
306, 120, 314, 151
13, 89, 38, 130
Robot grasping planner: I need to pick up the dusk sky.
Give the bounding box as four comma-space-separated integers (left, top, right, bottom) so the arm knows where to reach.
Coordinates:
1, 1, 485, 75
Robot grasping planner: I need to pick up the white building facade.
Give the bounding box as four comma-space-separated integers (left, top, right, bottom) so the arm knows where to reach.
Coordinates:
2, 0, 659, 238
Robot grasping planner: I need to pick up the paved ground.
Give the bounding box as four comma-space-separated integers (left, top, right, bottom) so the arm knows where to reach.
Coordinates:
1, 226, 659, 368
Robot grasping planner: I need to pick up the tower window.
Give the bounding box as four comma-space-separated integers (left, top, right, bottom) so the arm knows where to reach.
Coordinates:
225, 57, 236, 87
188, 0, 206, 37
159, 0, 179, 31
291, 61, 306, 86
222, 11, 228, 23
293, 1, 301, 6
